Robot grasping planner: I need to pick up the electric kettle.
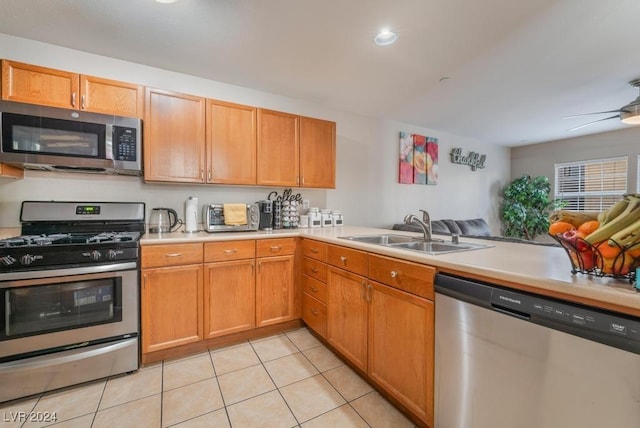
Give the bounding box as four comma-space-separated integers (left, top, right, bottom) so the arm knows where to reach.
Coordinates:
149, 208, 179, 233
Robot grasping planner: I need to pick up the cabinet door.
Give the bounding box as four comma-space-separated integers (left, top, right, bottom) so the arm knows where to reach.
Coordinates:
141, 264, 204, 354
204, 259, 255, 338
256, 255, 296, 327
256, 109, 299, 186
327, 266, 368, 371
299, 116, 336, 188
368, 281, 434, 427
206, 99, 256, 184
1, 60, 78, 109
80, 75, 144, 118
144, 88, 206, 183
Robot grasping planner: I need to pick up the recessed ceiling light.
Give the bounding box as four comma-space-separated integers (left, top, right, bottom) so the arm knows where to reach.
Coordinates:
374, 29, 397, 46
155, 0, 179, 4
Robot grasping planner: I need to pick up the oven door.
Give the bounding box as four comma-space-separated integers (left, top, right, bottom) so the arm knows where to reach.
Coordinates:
0, 263, 138, 360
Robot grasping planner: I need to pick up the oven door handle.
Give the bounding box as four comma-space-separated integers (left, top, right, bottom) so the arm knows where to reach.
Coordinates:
0, 262, 138, 282
0, 338, 137, 372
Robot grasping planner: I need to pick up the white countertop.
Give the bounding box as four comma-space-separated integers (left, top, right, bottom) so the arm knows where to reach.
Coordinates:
141, 225, 640, 317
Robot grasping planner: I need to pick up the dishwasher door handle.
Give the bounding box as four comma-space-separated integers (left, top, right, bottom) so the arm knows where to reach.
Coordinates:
491, 304, 531, 321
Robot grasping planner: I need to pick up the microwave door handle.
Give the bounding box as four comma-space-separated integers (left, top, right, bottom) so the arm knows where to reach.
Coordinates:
105, 124, 114, 160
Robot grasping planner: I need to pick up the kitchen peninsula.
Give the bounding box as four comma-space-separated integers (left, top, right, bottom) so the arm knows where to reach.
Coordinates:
142, 225, 640, 316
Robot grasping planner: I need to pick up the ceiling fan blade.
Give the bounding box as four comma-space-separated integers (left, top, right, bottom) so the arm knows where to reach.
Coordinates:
562, 110, 623, 119
567, 115, 620, 131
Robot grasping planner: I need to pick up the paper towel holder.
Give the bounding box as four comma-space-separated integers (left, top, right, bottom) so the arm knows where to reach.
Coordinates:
185, 196, 199, 232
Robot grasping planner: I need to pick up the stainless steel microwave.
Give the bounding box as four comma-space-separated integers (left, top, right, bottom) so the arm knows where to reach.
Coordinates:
0, 100, 142, 175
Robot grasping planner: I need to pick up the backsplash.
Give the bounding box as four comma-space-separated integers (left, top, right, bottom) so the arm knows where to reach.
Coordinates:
0, 170, 328, 228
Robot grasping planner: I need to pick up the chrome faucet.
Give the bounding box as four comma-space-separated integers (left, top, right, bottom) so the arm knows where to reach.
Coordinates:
403, 211, 432, 242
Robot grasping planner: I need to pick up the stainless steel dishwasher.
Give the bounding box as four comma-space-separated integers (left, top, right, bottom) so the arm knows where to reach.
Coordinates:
435, 273, 640, 428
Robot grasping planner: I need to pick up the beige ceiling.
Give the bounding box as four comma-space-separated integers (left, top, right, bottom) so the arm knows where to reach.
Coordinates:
1, 0, 640, 146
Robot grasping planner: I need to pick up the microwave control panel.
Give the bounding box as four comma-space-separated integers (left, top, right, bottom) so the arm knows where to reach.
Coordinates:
112, 126, 138, 161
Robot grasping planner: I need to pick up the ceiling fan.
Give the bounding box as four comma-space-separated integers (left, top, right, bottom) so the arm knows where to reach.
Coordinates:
564, 79, 640, 131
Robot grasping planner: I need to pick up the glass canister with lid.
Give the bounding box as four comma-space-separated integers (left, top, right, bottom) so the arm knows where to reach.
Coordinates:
308, 207, 322, 228
331, 210, 343, 227
321, 209, 333, 227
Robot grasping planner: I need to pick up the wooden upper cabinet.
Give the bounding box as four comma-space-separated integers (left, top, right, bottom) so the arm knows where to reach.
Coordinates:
2, 60, 78, 109
300, 116, 336, 188
80, 75, 144, 118
257, 109, 299, 186
144, 88, 206, 183
1, 60, 144, 117
206, 100, 256, 184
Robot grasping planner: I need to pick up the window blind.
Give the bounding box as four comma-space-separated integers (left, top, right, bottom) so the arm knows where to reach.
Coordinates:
554, 156, 628, 211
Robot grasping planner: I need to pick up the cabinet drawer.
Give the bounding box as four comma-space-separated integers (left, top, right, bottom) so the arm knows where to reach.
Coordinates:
303, 257, 327, 283
368, 254, 435, 300
327, 244, 368, 276
303, 275, 327, 303
302, 239, 327, 261
204, 240, 255, 262
302, 292, 327, 338
142, 244, 203, 268
256, 238, 296, 257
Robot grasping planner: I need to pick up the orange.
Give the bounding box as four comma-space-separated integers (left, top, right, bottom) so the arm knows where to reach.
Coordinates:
548, 221, 574, 235
596, 241, 621, 259
578, 220, 600, 235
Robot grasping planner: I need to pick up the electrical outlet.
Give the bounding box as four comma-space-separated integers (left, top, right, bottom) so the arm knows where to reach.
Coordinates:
302, 199, 310, 210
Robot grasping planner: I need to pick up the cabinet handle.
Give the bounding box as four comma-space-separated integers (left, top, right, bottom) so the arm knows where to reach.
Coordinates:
251, 261, 255, 274
311, 309, 319, 316
310, 248, 319, 254
270, 245, 282, 252
296, 176, 300, 185
340, 256, 347, 264
301, 176, 305, 185
258, 261, 261, 272
71, 92, 77, 107
311, 286, 319, 292
223, 249, 237, 254
207, 169, 211, 181
200, 169, 204, 180
311, 267, 319, 273
390, 270, 398, 278
360, 280, 366, 299
165, 253, 183, 257
367, 284, 372, 303
81, 94, 86, 109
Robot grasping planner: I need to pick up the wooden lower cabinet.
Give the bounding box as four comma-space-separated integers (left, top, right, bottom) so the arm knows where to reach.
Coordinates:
368, 280, 434, 426
256, 254, 296, 327
204, 259, 255, 338
141, 264, 204, 353
326, 266, 368, 372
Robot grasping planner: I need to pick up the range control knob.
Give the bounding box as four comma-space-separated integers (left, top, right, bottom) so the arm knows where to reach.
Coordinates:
20, 254, 34, 265
107, 250, 118, 260
90, 250, 102, 261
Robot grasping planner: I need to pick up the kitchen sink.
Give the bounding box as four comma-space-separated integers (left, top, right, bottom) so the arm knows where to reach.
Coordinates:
339, 234, 491, 255
388, 240, 490, 254
339, 234, 418, 245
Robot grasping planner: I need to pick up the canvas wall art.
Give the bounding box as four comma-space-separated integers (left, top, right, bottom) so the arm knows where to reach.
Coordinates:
398, 132, 438, 185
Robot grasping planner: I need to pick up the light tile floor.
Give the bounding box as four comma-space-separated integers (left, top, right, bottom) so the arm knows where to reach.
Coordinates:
0, 328, 416, 428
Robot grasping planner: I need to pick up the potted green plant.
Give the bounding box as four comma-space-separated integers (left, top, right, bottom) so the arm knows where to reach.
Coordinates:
501, 175, 563, 240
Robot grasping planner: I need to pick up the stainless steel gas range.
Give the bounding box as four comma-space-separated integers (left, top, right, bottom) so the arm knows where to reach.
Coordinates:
0, 201, 144, 403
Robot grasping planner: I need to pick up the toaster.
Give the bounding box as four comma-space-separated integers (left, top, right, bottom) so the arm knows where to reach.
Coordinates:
203, 203, 259, 232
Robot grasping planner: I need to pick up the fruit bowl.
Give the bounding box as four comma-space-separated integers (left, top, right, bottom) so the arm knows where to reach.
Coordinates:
550, 233, 639, 285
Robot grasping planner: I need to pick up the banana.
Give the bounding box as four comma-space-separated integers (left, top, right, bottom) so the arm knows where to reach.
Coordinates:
585, 194, 640, 245
609, 217, 640, 248
599, 196, 630, 226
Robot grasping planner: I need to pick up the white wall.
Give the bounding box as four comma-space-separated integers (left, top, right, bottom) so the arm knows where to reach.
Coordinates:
511, 126, 640, 194
0, 34, 511, 232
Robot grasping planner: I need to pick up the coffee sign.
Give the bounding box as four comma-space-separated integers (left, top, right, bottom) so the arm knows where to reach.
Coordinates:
450, 148, 486, 171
